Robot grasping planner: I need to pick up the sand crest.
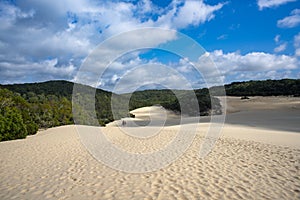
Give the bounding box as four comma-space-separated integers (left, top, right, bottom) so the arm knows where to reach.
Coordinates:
0, 96, 299, 199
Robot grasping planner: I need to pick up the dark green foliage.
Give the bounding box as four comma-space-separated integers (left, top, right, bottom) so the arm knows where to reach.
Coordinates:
126, 89, 178, 110
0, 88, 36, 141
0, 107, 27, 141
2, 80, 74, 99
0, 80, 223, 141
1, 78, 299, 142
126, 88, 220, 116
1, 80, 115, 127
210, 79, 300, 96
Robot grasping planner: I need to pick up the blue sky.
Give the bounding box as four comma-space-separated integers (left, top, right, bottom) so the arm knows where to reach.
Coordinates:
0, 0, 299, 92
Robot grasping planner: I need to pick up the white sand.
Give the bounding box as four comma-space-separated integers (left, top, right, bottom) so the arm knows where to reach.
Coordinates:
0, 97, 299, 199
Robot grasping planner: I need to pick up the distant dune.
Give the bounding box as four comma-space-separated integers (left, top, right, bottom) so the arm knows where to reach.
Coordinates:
0, 96, 299, 199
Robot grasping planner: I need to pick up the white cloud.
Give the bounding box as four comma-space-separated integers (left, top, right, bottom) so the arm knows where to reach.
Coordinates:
4, 0, 297, 89
144, 0, 226, 29
170, 0, 225, 29
74, 46, 300, 92
177, 58, 194, 73
235, 70, 293, 80
112, 49, 300, 91
112, 63, 195, 93
207, 50, 298, 74
294, 32, 300, 56
277, 9, 300, 28
274, 35, 280, 43
0, 58, 76, 84
113, 49, 300, 89
196, 50, 300, 83
274, 43, 287, 52
294, 32, 300, 46
257, 0, 297, 10
296, 48, 300, 56
0, 0, 225, 85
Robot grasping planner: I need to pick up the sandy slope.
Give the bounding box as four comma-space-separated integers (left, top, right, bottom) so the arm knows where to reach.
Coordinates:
0, 97, 299, 200
223, 96, 300, 132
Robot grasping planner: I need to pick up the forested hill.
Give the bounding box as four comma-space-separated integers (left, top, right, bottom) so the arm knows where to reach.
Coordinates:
0, 80, 220, 141
0, 80, 114, 124
0, 80, 111, 99
1, 80, 73, 98
211, 79, 300, 96
127, 88, 221, 116
1, 78, 298, 141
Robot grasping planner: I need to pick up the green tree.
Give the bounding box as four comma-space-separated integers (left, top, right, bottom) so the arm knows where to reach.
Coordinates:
0, 88, 38, 140
0, 107, 27, 141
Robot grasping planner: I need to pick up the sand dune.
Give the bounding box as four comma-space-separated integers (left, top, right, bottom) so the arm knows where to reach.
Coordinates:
197, 96, 300, 132
0, 96, 299, 199
110, 96, 300, 132
222, 96, 300, 132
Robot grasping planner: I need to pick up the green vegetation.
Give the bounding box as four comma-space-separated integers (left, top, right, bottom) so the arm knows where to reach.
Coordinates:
126, 88, 221, 116
0, 80, 221, 141
211, 79, 300, 96
1, 78, 299, 141
0, 89, 38, 141
1, 81, 115, 129
126, 89, 179, 110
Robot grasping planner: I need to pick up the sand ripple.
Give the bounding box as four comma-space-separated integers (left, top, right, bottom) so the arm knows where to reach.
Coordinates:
0, 125, 299, 199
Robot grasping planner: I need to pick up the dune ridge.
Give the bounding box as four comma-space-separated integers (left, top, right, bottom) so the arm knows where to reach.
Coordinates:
0, 96, 299, 199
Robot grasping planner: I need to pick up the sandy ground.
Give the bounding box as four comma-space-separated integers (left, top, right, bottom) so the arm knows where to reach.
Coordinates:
221, 96, 300, 132
0, 96, 299, 200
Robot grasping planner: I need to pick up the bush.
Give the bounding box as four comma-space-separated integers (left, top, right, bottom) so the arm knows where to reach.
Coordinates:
26, 122, 39, 135
0, 88, 38, 141
0, 107, 27, 141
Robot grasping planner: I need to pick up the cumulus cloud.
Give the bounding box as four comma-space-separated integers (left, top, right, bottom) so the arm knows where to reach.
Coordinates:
73, 44, 300, 92
0, 58, 76, 84
277, 9, 300, 28
0, 0, 225, 84
1, 0, 297, 89
112, 64, 195, 93
199, 50, 299, 83
168, 50, 300, 84
168, 0, 225, 29
209, 50, 298, 72
110, 49, 300, 91
257, 0, 297, 10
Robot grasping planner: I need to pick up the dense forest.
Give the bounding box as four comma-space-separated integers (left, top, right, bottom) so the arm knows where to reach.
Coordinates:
211, 79, 300, 96
0, 80, 220, 141
1, 78, 299, 141
125, 88, 221, 116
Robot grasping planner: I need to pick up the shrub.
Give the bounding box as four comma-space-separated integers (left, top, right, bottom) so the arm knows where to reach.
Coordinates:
0, 107, 27, 141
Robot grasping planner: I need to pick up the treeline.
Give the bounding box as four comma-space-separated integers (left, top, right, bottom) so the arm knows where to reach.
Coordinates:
126, 89, 221, 116
1, 79, 299, 141
0, 80, 220, 141
211, 79, 300, 96
0, 81, 115, 129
